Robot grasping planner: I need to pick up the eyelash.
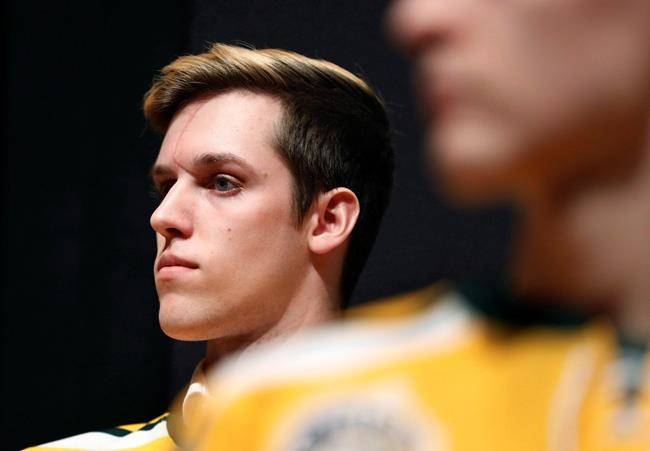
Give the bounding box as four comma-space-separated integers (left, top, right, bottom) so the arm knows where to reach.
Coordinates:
150, 174, 242, 201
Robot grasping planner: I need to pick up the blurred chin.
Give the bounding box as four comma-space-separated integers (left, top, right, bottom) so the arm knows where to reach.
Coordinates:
426, 119, 524, 205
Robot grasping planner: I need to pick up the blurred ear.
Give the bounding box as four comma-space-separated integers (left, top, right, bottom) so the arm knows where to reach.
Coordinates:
307, 188, 360, 255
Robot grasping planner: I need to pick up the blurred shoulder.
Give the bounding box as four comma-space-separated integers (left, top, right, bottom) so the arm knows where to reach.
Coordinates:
208, 281, 605, 400
192, 285, 611, 451
209, 283, 479, 400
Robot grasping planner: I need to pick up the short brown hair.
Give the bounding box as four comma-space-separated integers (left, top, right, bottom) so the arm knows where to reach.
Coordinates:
144, 43, 393, 306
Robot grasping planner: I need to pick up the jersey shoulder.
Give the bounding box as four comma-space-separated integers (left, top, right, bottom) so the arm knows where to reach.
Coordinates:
193, 286, 608, 451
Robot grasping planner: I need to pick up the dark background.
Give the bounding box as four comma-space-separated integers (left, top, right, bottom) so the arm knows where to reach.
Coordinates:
2, 1, 511, 448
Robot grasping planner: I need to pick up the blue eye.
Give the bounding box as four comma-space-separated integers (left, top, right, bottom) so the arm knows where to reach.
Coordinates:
213, 175, 239, 192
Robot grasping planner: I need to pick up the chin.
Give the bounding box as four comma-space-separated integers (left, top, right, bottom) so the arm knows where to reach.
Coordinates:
159, 316, 210, 341
427, 123, 525, 205
157, 294, 215, 341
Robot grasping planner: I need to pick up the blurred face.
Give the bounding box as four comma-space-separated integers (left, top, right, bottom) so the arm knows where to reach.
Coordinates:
150, 90, 309, 340
387, 0, 650, 202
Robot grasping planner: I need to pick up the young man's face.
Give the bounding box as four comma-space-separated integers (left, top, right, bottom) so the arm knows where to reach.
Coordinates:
387, 0, 650, 202
150, 90, 309, 341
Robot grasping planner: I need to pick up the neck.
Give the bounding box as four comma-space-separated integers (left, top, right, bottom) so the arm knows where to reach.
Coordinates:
204, 271, 338, 368
512, 138, 650, 341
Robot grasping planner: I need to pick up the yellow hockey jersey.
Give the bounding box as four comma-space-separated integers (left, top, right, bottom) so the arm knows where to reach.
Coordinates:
187, 284, 650, 451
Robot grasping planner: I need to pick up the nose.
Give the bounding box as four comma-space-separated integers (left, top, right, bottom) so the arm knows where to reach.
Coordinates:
385, 0, 456, 57
150, 181, 193, 241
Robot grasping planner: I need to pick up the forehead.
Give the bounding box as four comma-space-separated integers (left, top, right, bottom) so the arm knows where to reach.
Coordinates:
156, 90, 284, 168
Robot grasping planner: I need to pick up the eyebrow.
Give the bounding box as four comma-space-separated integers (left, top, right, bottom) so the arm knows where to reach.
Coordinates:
149, 164, 173, 180
193, 152, 258, 175
149, 152, 259, 181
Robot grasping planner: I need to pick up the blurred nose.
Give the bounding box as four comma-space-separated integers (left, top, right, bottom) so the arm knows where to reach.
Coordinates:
386, 0, 457, 57
150, 181, 193, 242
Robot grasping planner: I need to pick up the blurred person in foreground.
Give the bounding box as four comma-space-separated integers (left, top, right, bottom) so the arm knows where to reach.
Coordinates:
24, 43, 393, 450
187, 0, 650, 449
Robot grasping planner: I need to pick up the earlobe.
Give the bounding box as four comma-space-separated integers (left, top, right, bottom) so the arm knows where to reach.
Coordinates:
308, 188, 360, 255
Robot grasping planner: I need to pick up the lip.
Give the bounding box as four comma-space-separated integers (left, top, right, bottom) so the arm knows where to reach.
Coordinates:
156, 253, 199, 273
415, 73, 460, 122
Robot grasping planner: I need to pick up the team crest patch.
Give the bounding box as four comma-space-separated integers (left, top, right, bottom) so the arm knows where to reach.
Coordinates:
276, 383, 445, 451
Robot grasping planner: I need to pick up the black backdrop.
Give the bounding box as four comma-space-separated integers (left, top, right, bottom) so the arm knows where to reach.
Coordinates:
2, 1, 511, 448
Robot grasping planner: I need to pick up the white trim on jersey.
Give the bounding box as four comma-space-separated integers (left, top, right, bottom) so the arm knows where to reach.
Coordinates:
547, 341, 597, 451
36, 418, 169, 450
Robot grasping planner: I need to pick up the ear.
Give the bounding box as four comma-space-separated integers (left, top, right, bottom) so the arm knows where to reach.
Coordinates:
307, 188, 360, 255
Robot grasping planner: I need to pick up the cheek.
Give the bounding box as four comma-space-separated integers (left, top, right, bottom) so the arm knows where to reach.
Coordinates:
507, 0, 650, 119
200, 193, 305, 276
195, 196, 307, 332
231, 200, 302, 260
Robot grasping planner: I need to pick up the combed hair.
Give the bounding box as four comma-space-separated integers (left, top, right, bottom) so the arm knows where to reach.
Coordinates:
144, 43, 393, 306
